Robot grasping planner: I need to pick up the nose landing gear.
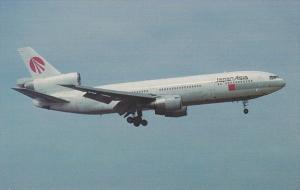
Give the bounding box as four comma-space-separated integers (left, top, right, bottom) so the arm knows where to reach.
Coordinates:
243, 100, 249, 114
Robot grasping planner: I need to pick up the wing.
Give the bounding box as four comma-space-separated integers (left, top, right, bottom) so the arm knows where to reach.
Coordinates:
12, 87, 69, 103
60, 84, 157, 115
60, 84, 157, 104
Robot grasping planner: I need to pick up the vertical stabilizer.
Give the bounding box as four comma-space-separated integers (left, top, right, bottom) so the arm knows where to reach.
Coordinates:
18, 47, 61, 78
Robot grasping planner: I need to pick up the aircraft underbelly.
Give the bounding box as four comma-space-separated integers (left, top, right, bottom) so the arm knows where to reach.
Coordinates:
50, 97, 116, 114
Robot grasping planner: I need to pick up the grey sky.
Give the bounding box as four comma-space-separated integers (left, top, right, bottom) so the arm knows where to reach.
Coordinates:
0, 0, 299, 190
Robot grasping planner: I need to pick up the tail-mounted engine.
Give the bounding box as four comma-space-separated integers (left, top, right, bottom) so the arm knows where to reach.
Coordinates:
17, 72, 81, 93
151, 95, 187, 117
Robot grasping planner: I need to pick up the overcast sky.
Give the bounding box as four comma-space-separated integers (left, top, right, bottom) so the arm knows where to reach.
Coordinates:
0, 0, 299, 190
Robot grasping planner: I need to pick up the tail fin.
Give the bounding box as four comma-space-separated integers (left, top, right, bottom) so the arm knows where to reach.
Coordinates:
18, 47, 61, 78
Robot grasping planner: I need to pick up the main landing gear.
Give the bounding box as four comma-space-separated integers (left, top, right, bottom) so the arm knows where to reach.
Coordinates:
125, 109, 148, 127
126, 116, 148, 127
243, 100, 249, 114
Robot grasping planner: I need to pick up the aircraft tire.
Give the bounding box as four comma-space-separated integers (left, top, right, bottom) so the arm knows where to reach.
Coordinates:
243, 108, 249, 114
127, 117, 134, 123
133, 121, 140, 127
141, 120, 148, 126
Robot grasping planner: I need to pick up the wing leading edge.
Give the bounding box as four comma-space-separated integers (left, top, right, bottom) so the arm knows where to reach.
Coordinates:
60, 84, 157, 104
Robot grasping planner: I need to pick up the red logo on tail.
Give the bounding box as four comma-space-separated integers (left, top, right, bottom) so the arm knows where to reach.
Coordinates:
29, 57, 45, 74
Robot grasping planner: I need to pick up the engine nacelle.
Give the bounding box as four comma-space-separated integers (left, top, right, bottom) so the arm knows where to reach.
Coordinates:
18, 72, 81, 93
17, 77, 33, 88
153, 95, 187, 117
164, 106, 187, 117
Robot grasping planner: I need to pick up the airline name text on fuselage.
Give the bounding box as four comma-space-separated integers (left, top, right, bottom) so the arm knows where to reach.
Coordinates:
216, 75, 249, 83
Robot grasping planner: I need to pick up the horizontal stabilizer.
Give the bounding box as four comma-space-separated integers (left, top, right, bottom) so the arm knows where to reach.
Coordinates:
12, 87, 69, 103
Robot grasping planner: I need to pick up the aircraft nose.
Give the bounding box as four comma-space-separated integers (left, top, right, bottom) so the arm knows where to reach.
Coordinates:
278, 78, 286, 89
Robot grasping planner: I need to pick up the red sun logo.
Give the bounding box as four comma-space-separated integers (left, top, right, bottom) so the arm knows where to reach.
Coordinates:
29, 57, 45, 74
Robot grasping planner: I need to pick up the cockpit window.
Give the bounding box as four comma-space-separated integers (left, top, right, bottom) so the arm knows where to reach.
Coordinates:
269, 75, 279, 80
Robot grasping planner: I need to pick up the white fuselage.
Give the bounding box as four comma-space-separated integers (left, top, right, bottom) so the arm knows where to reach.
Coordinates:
46, 71, 285, 115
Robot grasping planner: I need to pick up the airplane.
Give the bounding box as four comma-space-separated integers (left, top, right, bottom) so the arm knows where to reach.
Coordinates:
13, 47, 286, 127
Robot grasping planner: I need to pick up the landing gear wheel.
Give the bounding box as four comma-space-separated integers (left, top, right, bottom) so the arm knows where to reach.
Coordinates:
132, 116, 141, 127
242, 100, 249, 114
125, 109, 149, 127
133, 120, 140, 127
141, 119, 148, 126
127, 117, 134, 124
